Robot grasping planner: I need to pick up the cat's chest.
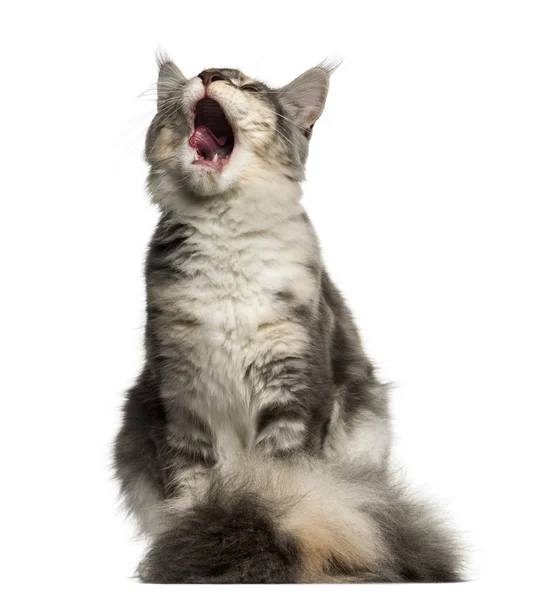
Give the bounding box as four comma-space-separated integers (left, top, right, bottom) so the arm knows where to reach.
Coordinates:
175, 236, 307, 453
158, 221, 317, 456
180, 233, 304, 338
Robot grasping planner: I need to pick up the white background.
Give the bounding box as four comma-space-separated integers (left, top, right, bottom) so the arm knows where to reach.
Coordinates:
1, 1, 538, 598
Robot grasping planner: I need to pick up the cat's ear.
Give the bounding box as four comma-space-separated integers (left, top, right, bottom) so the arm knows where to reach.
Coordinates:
156, 53, 186, 108
279, 66, 332, 129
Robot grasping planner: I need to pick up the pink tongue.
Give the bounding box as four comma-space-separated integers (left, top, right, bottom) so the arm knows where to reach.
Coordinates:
189, 126, 226, 156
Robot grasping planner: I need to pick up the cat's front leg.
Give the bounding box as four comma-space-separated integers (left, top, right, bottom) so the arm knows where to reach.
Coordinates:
248, 354, 315, 456
160, 401, 218, 514
158, 367, 218, 498
164, 403, 216, 469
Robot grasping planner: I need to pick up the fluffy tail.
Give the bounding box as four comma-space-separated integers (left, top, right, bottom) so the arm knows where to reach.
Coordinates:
138, 457, 464, 583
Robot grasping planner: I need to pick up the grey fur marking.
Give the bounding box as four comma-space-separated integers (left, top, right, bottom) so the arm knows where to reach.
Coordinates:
114, 57, 463, 583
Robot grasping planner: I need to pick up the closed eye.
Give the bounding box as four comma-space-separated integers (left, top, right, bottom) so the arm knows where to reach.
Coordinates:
241, 84, 259, 93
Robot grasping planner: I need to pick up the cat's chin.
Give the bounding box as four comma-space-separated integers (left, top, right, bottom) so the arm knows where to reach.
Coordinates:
177, 162, 233, 198
176, 142, 252, 198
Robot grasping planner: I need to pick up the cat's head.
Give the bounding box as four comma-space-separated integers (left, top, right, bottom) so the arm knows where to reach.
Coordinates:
145, 55, 334, 199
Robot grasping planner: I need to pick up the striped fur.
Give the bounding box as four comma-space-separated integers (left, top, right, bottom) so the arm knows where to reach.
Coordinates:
113, 57, 463, 583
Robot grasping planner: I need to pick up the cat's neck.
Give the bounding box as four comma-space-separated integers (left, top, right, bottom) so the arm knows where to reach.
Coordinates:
154, 172, 305, 235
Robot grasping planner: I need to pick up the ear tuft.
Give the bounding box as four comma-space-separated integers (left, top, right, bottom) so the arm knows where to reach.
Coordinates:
156, 52, 186, 107
279, 66, 332, 129
316, 56, 343, 77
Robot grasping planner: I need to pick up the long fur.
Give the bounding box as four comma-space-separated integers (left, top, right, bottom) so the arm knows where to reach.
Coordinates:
114, 57, 464, 583
138, 457, 463, 583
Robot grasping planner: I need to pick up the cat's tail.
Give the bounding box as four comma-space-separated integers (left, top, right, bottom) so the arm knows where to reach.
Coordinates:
137, 456, 464, 583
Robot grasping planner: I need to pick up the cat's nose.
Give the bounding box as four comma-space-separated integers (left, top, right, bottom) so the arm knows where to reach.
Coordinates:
197, 70, 226, 87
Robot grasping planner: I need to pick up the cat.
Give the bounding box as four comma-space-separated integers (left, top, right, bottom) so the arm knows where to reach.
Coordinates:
113, 55, 463, 583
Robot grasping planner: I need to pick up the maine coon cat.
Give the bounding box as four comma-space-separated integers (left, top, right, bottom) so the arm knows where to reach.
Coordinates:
113, 55, 462, 583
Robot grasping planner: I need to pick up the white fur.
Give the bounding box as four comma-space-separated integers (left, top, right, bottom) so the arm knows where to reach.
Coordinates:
255, 418, 307, 452
326, 386, 392, 467
329, 414, 392, 467
154, 174, 319, 462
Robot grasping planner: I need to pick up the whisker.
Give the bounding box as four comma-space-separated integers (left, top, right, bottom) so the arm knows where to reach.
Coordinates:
259, 104, 310, 133
137, 85, 158, 100
114, 92, 183, 147
114, 114, 154, 145
273, 128, 303, 156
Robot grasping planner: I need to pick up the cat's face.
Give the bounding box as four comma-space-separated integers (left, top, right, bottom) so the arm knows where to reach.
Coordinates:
145, 58, 331, 198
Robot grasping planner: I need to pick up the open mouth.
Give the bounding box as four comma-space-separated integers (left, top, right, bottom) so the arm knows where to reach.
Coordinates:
189, 98, 234, 171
